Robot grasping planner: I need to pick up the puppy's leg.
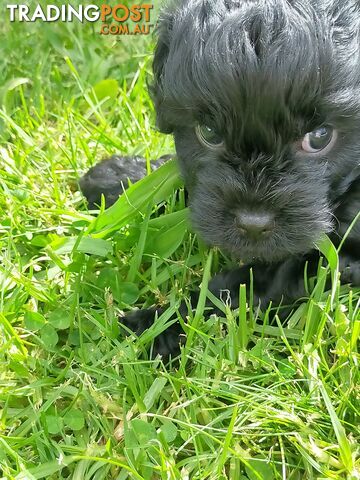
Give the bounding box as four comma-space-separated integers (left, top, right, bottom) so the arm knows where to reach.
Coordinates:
206, 259, 308, 310
121, 256, 313, 357
79, 154, 171, 208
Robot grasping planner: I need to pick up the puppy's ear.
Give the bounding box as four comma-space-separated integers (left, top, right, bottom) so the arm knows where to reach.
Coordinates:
151, 11, 174, 134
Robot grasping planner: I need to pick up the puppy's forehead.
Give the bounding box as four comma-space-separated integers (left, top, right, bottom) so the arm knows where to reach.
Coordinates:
160, 0, 360, 133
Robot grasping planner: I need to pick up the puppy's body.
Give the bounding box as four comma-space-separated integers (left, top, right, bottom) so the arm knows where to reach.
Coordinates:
79, 155, 171, 209
81, 0, 360, 355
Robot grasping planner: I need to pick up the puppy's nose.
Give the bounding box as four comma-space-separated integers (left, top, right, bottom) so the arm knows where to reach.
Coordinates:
235, 210, 275, 240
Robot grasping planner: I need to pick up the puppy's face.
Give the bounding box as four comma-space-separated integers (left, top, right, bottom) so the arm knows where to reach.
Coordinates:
153, 0, 360, 262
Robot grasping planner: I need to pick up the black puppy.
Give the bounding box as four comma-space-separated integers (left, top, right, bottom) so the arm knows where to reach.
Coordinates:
81, 0, 360, 355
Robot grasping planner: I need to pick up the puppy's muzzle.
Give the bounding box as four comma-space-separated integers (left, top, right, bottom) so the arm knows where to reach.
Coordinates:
234, 209, 275, 241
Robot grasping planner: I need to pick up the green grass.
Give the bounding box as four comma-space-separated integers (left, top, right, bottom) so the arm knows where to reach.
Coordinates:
0, 7, 359, 480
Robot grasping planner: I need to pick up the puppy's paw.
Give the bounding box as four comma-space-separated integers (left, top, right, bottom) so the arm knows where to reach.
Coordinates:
121, 308, 158, 336
339, 255, 360, 285
153, 322, 184, 357
120, 308, 183, 358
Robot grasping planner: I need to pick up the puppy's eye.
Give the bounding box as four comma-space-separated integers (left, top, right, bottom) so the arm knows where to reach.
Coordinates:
196, 124, 224, 149
302, 126, 336, 154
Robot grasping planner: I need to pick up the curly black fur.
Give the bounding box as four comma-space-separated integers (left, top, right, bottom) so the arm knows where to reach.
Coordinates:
152, 0, 360, 262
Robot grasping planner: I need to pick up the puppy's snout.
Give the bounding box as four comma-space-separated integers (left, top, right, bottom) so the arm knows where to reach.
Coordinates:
235, 210, 275, 240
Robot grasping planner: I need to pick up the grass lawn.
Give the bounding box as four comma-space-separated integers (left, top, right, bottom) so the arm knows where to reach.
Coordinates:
0, 5, 359, 480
